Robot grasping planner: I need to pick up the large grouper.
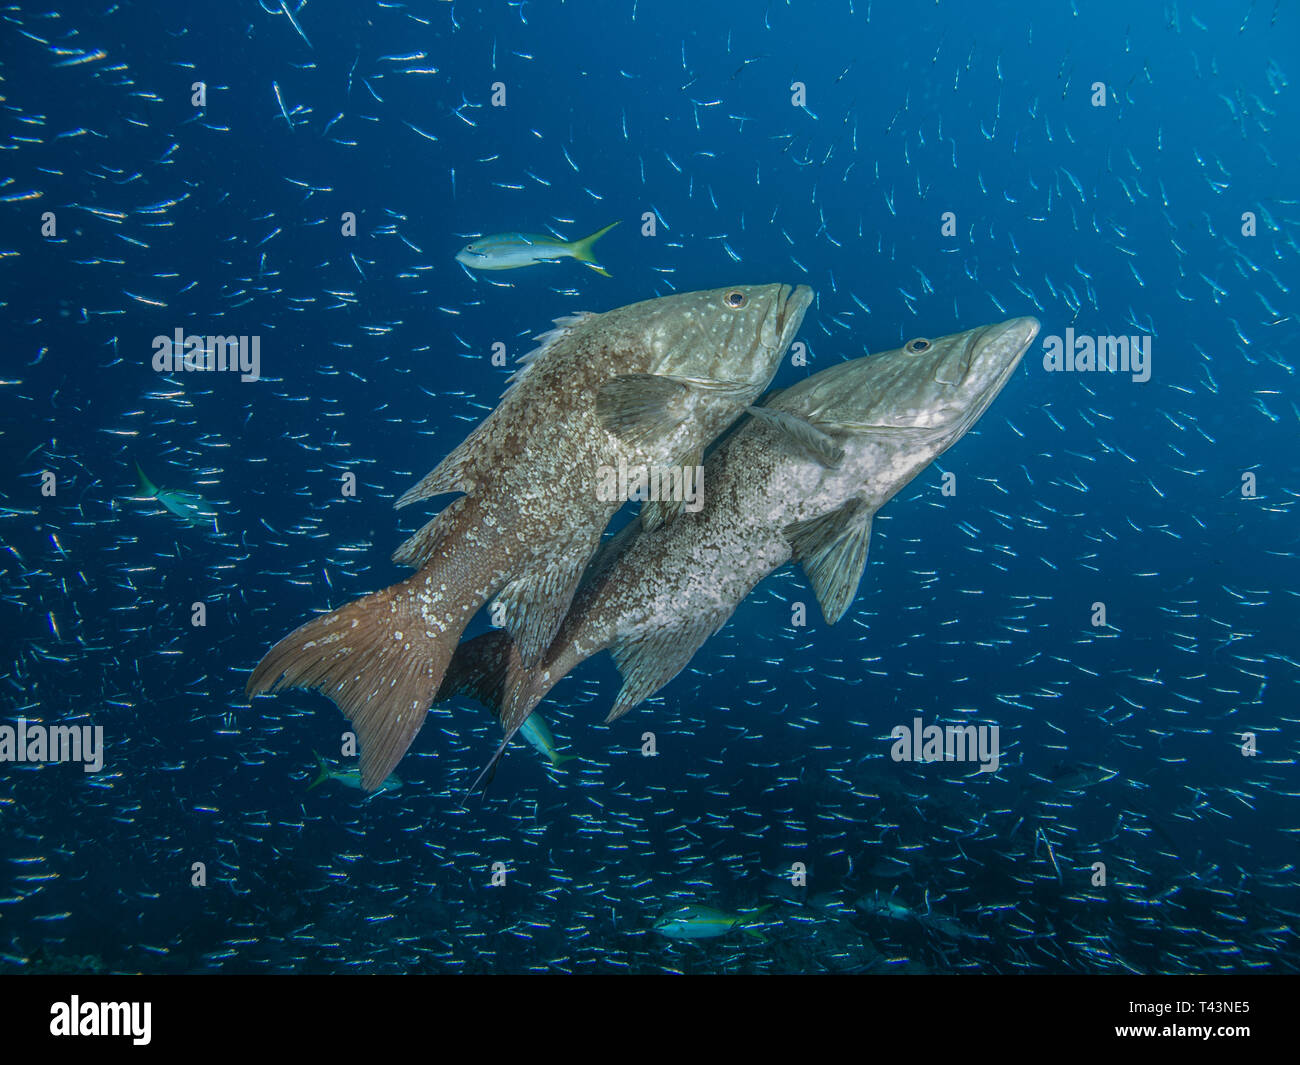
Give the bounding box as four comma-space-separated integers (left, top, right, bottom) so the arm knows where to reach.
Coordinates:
443, 317, 1039, 785
248, 284, 813, 788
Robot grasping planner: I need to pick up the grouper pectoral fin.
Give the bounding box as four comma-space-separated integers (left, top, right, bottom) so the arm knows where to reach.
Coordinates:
746, 406, 846, 467
595, 374, 753, 451
595, 374, 691, 450
786, 498, 874, 625
605, 611, 731, 721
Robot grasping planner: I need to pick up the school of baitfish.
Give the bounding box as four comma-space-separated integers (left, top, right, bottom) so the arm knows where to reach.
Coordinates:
1, 0, 1297, 975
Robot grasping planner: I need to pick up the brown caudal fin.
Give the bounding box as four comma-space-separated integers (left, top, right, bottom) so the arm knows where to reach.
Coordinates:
247, 572, 463, 790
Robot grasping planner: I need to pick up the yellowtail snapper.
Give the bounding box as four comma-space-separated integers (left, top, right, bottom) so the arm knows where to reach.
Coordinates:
655, 903, 773, 941
306, 751, 402, 796
134, 462, 219, 533
455, 221, 620, 276
518, 713, 578, 768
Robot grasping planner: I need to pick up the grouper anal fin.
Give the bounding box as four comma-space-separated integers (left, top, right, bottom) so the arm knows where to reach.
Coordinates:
494, 545, 593, 666
604, 611, 730, 722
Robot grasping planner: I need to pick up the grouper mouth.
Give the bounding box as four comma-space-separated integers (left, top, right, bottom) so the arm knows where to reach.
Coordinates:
972, 316, 1039, 397
943, 316, 1040, 437
776, 284, 815, 349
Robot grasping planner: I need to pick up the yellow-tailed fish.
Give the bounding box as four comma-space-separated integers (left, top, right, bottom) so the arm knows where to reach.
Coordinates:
455, 221, 620, 276
518, 713, 578, 768
654, 903, 772, 940
135, 462, 219, 533
306, 751, 402, 795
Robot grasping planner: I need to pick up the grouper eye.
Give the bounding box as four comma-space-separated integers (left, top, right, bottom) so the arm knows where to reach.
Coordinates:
905, 337, 931, 354
723, 290, 746, 308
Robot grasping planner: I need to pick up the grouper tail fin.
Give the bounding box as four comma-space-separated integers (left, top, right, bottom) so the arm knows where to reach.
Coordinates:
569, 221, 619, 277
249, 493, 496, 791
247, 569, 468, 791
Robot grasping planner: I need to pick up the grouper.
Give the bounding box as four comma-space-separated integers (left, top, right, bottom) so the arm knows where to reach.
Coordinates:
247, 284, 813, 789
444, 317, 1039, 782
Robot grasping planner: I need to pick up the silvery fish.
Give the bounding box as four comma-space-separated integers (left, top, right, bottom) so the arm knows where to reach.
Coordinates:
856, 891, 981, 941
248, 284, 812, 789
448, 317, 1037, 779
455, 222, 620, 276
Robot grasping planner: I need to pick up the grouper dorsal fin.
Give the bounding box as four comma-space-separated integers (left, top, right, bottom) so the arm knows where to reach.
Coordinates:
596, 374, 753, 451
747, 406, 845, 467
397, 313, 598, 510
506, 312, 597, 385
785, 498, 874, 625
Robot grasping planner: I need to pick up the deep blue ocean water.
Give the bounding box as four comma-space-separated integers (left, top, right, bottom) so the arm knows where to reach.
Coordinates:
1, 0, 1296, 974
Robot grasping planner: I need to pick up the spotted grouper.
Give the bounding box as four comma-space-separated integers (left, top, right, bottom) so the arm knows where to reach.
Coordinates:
247, 284, 813, 788
443, 317, 1038, 784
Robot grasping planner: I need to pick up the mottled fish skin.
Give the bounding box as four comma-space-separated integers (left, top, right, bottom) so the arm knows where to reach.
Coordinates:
455, 318, 1038, 768
247, 284, 812, 789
